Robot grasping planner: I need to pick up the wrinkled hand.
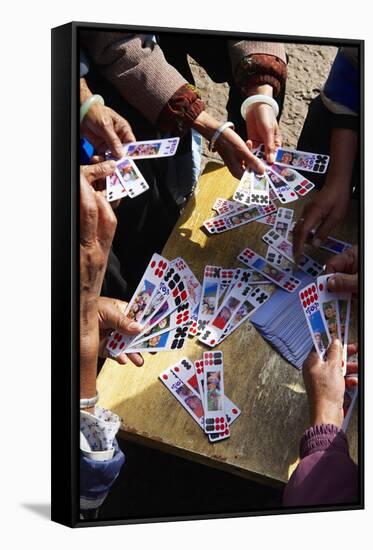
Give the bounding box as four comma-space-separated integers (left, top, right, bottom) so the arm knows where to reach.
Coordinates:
325, 245, 358, 295
81, 160, 116, 192
246, 102, 281, 163
302, 339, 345, 428
80, 174, 117, 299
97, 297, 144, 367
293, 181, 350, 264
81, 104, 135, 158
214, 128, 265, 179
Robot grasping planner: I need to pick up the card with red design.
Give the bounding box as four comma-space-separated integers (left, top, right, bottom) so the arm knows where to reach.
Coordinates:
299, 282, 331, 359
238, 247, 301, 292
159, 367, 204, 429
212, 198, 246, 217
106, 253, 169, 357
122, 137, 180, 159
203, 202, 277, 234
208, 395, 241, 443
170, 357, 200, 396
266, 165, 298, 203
203, 351, 228, 434
129, 301, 191, 347
269, 164, 315, 197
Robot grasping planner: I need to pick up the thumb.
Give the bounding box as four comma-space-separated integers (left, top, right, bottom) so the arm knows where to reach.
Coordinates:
263, 127, 276, 164
83, 160, 116, 183
112, 312, 142, 335
328, 273, 357, 294
326, 338, 343, 367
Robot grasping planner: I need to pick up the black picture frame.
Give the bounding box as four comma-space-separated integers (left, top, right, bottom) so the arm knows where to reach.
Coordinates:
51, 21, 364, 527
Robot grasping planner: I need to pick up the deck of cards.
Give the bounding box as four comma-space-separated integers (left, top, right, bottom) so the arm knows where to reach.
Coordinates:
159, 351, 241, 443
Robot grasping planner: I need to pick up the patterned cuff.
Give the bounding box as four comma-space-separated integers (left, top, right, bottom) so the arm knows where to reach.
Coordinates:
80, 406, 121, 452
300, 424, 349, 459
235, 54, 287, 99
157, 83, 205, 135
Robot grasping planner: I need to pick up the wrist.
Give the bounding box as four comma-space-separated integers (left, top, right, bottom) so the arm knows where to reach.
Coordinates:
246, 84, 273, 98
310, 403, 343, 429
192, 111, 221, 140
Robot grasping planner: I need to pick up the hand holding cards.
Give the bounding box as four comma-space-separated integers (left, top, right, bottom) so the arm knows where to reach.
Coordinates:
106, 137, 180, 202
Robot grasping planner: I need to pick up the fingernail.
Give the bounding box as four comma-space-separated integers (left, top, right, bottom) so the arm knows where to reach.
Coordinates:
268, 153, 275, 164
333, 338, 342, 346
128, 321, 142, 332
109, 160, 116, 168
312, 238, 321, 248
328, 277, 336, 291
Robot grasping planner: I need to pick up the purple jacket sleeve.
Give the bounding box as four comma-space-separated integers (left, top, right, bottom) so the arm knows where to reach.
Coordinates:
283, 424, 358, 506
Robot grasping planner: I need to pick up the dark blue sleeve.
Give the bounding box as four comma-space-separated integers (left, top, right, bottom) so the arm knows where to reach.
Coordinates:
80, 440, 125, 510
324, 50, 359, 114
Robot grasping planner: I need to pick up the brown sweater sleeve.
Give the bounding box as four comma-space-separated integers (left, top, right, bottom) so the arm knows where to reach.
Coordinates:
229, 41, 287, 98
81, 31, 188, 125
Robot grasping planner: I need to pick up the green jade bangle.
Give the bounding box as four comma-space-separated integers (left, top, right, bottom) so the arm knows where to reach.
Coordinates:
80, 94, 105, 124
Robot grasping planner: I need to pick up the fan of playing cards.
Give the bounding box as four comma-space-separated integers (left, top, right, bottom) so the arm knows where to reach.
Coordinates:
106, 254, 271, 356
160, 351, 240, 443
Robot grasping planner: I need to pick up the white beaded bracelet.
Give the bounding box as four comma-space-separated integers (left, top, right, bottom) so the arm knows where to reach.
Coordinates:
80, 392, 99, 410
240, 94, 279, 120
208, 121, 235, 152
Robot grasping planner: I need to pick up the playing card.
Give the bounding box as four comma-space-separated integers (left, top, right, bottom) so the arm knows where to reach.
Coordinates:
199, 285, 270, 347
209, 395, 241, 443
319, 235, 352, 254
122, 137, 180, 159
106, 253, 169, 356
238, 247, 301, 292
106, 170, 127, 202
266, 208, 294, 267
299, 282, 331, 358
249, 172, 270, 206
203, 351, 228, 434
256, 213, 277, 226
212, 198, 246, 217
262, 229, 324, 278
273, 146, 329, 174
203, 202, 277, 234
233, 169, 253, 204
170, 357, 201, 396
115, 157, 149, 198
130, 301, 191, 346
125, 324, 190, 353
269, 164, 315, 197
342, 385, 358, 431
317, 273, 352, 371
199, 280, 253, 346
197, 266, 221, 333
159, 367, 204, 429
266, 166, 298, 203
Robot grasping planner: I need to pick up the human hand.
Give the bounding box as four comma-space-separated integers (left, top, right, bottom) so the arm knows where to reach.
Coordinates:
302, 339, 345, 428
246, 102, 281, 163
213, 128, 265, 179
81, 104, 135, 158
97, 297, 144, 367
191, 110, 265, 179
325, 245, 358, 295
80, 174, 117, 301
292, 180, 350, 264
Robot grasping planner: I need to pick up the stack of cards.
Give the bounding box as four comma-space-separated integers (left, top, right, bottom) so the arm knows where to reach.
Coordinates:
106, 137, 180, 202
159, 351, 241, 443
250, 271, 315, 369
